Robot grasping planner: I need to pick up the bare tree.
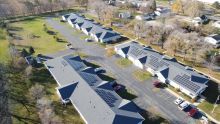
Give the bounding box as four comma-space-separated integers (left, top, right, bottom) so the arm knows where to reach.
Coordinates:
37, 97, 62, 124
25, 66, 33, 77
184, 0, 204, 17
29, 84, 45, 100
89, 0, 106, 21
139, 0, 156, 14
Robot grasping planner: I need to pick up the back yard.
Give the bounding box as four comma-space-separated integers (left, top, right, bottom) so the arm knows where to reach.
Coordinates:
9, 17, 67, 55
0, 17, 83, 124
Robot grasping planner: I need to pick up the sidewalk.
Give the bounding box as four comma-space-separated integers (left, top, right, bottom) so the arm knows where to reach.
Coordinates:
165, 88, 220, 124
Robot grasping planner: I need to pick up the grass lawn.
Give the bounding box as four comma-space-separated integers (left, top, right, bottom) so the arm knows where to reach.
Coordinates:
132, 70, 152, 81
80, 35, 90, 40
116, 58, 132, 68
10, 67, 83, 124
0, 29, 10, 63
9, 17, 66, 55
198, 80, 220, 121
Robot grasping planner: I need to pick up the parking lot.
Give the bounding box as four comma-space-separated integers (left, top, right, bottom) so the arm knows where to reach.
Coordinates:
46, 18, 201, 124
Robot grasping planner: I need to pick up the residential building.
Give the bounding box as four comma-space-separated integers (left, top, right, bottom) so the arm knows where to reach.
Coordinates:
115, 42, 209, 98
62, 13, 121, 43
119, 12, 131, 19
45, 55, 144, 124
212, 21, 220, 28
204, 34, 220, 48
197, 0, 219, 4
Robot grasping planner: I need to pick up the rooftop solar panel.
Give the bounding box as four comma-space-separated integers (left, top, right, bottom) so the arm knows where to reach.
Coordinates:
95, 89, 118, 107
80, 72, 98, 86
173, 75, 201, 93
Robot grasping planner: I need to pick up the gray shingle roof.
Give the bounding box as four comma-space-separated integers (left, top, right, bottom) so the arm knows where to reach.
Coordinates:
45, 55, 144, 124
115, 42, 209, 95
65, 13, 120, 41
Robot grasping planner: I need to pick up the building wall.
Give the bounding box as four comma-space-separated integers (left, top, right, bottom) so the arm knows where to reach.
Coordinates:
169, 80, 197, 98
146, 67, 156, 76
115, 49, 127, 58
82, 28, 89, 35
156, 72, 166, 83
134, 59, 144, 69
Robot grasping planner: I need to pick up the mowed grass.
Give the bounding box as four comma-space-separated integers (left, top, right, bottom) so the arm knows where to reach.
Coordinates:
0, 40, 10, 63
132, 70, 152, 81
198, 101, 220, 121
0, 29, 10, 63
116, 58, 132, 68
10, 18, 66, 55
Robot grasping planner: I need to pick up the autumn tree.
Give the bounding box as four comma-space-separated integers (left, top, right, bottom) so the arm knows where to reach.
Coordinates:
171, 0, 184, 14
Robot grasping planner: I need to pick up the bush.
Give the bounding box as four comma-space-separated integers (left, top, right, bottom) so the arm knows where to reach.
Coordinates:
29, 46, 35, 55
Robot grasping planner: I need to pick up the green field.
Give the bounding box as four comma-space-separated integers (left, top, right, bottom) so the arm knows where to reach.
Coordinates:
0, 29, 10, 63
9, 17, 66, 55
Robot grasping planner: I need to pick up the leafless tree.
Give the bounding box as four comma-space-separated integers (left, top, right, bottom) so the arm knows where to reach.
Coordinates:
37, 97, 62, 124
89, 0, 106, 21
29, 84, 45, 100
25, 66, 33, 77
184, 0, 204, 17
139, 0, 156, 14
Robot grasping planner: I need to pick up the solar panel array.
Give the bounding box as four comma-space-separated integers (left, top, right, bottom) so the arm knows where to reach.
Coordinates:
129, 46, 145, 57
95, 89, 118, 107
80, 72, 98, 86
148, 55, 159, 68
65, 58, 85, 70
148, 55, 169, 69
173, 75, 201, 93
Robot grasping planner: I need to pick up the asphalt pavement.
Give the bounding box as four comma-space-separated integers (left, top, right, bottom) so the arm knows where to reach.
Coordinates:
45, 18, 198, 124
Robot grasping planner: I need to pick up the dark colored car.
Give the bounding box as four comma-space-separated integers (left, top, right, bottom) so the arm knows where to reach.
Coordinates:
113, 85, 122, 92
188, 108, 198, 117
153, 81, 161, 88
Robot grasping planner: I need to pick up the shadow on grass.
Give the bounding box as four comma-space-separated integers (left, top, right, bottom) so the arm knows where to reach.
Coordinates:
98, 74, 115, 82
83, 61, 100, 68
117, 89, 137, 100
201, 80, 220, 104
30, 68, 55, 83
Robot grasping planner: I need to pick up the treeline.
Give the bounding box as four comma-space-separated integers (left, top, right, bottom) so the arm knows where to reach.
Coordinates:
0, 0, 89, 19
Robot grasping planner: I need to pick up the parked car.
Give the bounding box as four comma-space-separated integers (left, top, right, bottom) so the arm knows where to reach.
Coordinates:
188, 108, 198, 117
66, 43, 73, 49
85, 38, 93, 42
178, 101, 189, 110
94, 68, 106, 74
153, 81, 161, 88
174, 98, 184, 105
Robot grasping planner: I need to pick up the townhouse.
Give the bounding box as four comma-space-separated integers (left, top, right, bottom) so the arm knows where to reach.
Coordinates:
115, 42, 209, 99
62, 13, 121, 43
45, 55, 144, 124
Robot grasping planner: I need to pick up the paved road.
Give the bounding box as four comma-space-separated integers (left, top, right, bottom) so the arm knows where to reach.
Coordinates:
46, 18, 197, 124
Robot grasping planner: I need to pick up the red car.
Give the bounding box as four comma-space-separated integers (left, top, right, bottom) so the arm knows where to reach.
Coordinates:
153, 81, 161, 88
188, 108, 198, 117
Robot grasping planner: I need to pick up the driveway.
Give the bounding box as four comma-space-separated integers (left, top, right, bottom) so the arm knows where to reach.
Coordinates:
45, 18, 197, 124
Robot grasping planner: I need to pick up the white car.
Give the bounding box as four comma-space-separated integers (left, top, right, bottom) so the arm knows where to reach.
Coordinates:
174, 98, 184, 105
178, 101, 189, 110
94, 68, 106, 74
